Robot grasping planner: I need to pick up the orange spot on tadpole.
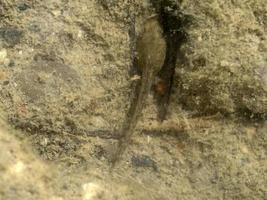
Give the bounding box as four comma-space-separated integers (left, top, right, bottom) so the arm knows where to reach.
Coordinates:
155, 80, 167, 96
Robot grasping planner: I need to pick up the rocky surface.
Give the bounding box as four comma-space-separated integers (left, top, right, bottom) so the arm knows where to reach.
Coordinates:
0, 0, 266, 199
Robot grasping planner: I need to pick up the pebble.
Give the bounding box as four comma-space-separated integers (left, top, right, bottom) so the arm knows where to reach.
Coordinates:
131, 154, 158, 171
0, 49, 11, 67
52, 10, 61, 17
0, 28, 23, 47
82, 182, 105, 200
17, 3, 30, 11
3, 58, 10, 66
0, 49, 7, 64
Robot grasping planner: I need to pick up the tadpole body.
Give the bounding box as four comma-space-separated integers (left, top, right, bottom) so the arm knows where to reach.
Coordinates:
111, 16, 166, 166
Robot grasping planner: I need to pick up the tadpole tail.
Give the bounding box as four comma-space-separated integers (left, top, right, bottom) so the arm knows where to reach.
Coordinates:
110, 65, 154, 167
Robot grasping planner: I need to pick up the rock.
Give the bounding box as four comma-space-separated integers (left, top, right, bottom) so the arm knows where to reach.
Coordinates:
177, 1, 267, 118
